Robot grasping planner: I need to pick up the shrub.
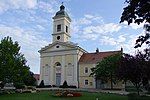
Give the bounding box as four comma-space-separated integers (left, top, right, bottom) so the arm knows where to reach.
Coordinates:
14, 83, 26, 89
68, 86, 77, 88
52, 85, 56, 87
44, 85, 51, 88
36, 84, 51, 88
37, 80, 44, 88
59, 80, 68, 88
0, 82, 5, 88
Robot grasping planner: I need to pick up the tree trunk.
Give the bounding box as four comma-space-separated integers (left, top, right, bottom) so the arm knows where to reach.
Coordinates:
136, 83, 140, 95
110, 72, 113, 89
125, 80, 127, 91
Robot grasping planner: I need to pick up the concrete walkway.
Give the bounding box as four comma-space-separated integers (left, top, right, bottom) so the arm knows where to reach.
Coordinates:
37, 88, 129, 95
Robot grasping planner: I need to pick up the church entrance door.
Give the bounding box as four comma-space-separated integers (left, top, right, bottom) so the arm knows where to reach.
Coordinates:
56, 73, 61, 86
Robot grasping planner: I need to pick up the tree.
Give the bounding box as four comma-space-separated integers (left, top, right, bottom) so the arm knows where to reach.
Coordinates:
0, 36, 35, 85
119, 51, 150, 95
91, 54, 121, 89
24, 71, 36, 86
120, 0, 150, 47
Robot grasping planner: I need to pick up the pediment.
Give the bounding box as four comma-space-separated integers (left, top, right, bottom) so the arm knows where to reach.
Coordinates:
39, 41, 78, 53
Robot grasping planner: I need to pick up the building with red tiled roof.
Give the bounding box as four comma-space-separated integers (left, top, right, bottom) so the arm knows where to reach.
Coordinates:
79, 49, 121, 63
79, 49, 122, 88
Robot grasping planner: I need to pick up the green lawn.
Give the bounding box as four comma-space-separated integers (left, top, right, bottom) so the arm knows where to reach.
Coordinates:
0, 90, 128, 100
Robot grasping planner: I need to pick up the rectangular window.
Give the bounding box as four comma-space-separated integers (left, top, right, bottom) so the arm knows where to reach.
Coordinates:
85, 80, 88, 85
90, 82, 92, 86
85, 67, 88, 73
66, 26, 68, 33
57, 24, 61, 32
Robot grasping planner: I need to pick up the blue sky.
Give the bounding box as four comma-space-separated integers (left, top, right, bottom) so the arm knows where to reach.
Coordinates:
0, 0, 146, 74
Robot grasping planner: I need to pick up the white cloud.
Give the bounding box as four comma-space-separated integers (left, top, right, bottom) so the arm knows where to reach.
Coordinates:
84, 14, 94, 19
130, 23, 144, 29
38, 1, 57, 13
0, 24, 49, 73
0, 0, 37, 13
100, 36, 117, 45
83, 23, 121, 34
80, 18, 92, 25
82, 23, 122, 40
115, 33, 147, 55
122, 21, 144, 29
36, 25, 45, 30
117, 35, 126, 43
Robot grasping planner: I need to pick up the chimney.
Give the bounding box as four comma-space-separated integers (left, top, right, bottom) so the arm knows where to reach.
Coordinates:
96, 48, 99, 53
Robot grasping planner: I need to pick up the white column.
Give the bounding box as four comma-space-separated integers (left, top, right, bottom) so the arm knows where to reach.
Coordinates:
50, 56, 54, 85
74, 54, 78, 87
61, 55, 65, 85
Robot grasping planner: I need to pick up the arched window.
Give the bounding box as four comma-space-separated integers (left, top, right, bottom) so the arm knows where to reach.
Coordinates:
55, 62, 61, 73
56, 62, 61, 66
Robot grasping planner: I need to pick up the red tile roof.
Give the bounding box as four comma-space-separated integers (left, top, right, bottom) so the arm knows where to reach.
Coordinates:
79, 50, 121, 63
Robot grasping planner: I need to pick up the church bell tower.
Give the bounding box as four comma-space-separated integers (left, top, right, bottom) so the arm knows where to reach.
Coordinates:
52, 3, 71, 43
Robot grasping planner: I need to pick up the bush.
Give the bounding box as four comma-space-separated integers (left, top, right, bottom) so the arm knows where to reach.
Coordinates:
59, 80, 68, 88
0, 82, 5, 88
52, 85, 56, 87
44, 85, 51, 88
37, 80, 44, 88
68, 86, 77, 88
14, 83, 26, 89
36, 85, 51, 88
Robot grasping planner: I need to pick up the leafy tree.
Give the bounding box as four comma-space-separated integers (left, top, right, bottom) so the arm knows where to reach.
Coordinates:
24, 72, 36, 86
0, 36, 35, 85
91, 54, 121, 89
119, 51, 150, 95
120, 0, 150, 47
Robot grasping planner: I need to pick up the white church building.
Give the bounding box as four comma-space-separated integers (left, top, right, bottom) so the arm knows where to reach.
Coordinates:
39, 4, 122, 89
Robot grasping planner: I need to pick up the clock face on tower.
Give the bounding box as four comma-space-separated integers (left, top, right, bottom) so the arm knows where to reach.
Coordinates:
57, 36, 60, 40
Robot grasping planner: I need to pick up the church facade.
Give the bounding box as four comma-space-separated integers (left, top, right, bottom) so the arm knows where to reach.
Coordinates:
39, 4, 123, 89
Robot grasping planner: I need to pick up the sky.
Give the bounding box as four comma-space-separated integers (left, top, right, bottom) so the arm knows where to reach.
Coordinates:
0, 0, 147, 74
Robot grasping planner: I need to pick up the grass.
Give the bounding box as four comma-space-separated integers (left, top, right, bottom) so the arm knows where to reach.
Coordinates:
126, 88, 142, 92
0, 90, 128, 100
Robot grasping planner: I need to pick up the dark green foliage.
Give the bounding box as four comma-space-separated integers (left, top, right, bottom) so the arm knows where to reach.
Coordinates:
135, 24, 150, 48
59, 80, 68, 88
63, 80, 68, 87
68, 86, 77, 88
0, 36, 35, 85
36, 85, 51, 88
91, 54, 121, 89
0, 82, 5, 88
14, 83, 25, 89
119, 50, 150, 95
120, 0, 150, 47
120, 0, 150, 25
38, 80, 44, 88
24, 72, 36, 86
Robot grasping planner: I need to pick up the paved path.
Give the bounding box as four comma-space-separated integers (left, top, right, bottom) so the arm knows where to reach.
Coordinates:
37, 88, 129, 95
